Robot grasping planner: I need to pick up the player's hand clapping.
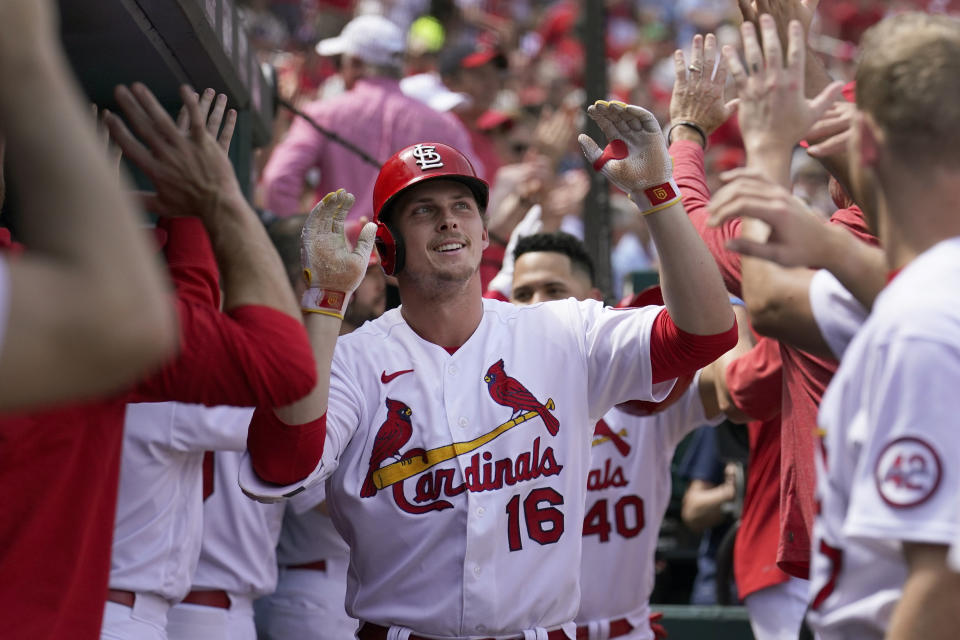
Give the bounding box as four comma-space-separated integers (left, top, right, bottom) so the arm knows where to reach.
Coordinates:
105, 83, 240, 220
299, 189, 376, 319
579, 100, 680, 214
722, 16, 842, 164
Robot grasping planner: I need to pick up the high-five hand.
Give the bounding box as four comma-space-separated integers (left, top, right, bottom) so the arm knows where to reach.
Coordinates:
300, 189, 377, 319
579, 100, 681, 214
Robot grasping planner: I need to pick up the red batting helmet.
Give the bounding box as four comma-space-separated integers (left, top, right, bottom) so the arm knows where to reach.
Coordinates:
614, 284, 696, 417
372, 142, 489, 275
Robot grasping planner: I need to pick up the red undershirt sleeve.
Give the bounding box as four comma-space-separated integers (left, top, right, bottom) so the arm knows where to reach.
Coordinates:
247, 407, 327, 486
671, 140, 744, 297
649, 308, 738, 384
129, 218, 317, 407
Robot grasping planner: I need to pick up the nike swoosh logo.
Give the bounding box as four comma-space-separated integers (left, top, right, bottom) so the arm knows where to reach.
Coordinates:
381, 369, 414, 384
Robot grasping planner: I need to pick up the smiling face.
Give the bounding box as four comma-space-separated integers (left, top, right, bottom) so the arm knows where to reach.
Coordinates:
390, 178, 489, 293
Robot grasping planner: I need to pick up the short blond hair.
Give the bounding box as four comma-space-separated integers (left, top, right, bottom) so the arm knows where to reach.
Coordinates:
856, 13, 960, 168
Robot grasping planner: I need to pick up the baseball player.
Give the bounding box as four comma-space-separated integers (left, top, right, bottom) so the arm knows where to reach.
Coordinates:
507, 230, 750, 640
102, 403, 255, 639
807, 15, 960, 638
238, 98, 737, 639
709, 12, 960, 639
3, 83, 320, 640
164, 450, 285, 640
254, 219, 385, 640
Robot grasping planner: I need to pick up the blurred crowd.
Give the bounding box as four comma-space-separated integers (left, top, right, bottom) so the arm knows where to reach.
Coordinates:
240, 0, 952, 298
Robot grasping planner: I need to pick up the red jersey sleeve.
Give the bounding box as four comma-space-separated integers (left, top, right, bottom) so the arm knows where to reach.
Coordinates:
129, 217, 317, 407
130, 303, 317, 408
671, 140, 743, 297
157, 217, 221, 309
247, 407, 327, 485
725, 336, 783, 421
649, 308, 738, 384
828, 205, 879, 247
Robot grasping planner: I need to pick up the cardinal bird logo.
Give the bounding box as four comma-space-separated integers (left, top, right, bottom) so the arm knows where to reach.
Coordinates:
361, 398, 414, 497
483, 359, 559, 436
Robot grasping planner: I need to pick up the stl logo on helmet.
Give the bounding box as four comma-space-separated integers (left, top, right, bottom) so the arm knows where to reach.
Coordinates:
412, 144, 445, 170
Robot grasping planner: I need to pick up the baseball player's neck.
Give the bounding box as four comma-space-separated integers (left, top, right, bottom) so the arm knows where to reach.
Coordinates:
398, 278, 484, 348
878, 168, 960, 270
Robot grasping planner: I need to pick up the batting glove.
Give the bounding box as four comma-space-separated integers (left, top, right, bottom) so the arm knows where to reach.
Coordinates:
300, 189, 377, 319
579, 100, 681, 214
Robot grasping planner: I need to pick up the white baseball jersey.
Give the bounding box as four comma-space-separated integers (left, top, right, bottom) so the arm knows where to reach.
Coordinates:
183, 450, 285, 596
809, 269, 868, 361
165, 450, 284, 640
577, 376, 720, 640
242, 297, 672, 637
109, 403, 254, 601
255, 484, 358, 640
808, 238, 960, 640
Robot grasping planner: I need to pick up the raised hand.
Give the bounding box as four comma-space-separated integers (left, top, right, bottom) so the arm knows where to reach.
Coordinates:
105, 83, 242, 219
722, 15, 842, 180
669, 33, 735, 144
300, 189, 377, 319
738, 0, 818, 50
579, 100, 680, 214
805, 100, 855, 159
176, 87, 238, 152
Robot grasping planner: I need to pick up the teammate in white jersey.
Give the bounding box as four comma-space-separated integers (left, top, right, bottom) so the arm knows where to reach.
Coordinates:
254, 218, 383, 640
102, 403, 254, 640
508, 231, 750, 640
239, 102, 736, 639
254, 495, 357, 640
165, 450, 285, 640
708, 12, 960, 639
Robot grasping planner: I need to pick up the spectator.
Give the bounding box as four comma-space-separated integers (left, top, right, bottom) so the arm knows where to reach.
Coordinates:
261, 13, 477, 221
678, 426, 739, 605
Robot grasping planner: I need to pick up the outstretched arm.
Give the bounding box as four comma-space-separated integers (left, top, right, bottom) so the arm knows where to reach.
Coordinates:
579, 100, 733, 337
0, 0, 176, 411
244, 190, 376, 486
715, 16, 854, 354
668, 33, 744, 295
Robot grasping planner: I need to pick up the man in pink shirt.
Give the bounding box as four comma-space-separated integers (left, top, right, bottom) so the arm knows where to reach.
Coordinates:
261, 14, 477, 221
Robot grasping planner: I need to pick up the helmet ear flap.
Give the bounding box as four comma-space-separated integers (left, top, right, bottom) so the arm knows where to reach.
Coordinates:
375, 221, 404, 276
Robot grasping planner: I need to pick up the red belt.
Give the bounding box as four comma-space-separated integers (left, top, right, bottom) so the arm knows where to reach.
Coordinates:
358, 619, 633, 640
285, 559, 328, 571
107, 589, 136, 608
181, 589, 231, 609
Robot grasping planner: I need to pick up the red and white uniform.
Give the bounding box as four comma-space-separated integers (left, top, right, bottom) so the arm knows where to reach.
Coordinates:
166, 450, 284, 640
577, 376, 721, 640
254, 485, 357, 640
808, 238, 960, 639
103, 403, 254, 639
243, 298, 674, 637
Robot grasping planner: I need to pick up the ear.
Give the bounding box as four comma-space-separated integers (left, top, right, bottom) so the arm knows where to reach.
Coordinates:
588, 288, 604, 302
480, 223, 490, 251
